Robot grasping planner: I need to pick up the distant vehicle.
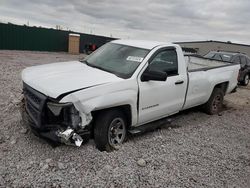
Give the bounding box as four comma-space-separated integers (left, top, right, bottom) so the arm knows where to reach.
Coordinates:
204, 51, 250, 86
84, 44, 97, 54
21, 40, 239, 151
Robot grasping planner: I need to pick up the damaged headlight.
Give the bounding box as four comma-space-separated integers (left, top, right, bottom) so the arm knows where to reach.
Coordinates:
47, 102, 82, 129
47, 102, 72, 116
46, 102, 85, 147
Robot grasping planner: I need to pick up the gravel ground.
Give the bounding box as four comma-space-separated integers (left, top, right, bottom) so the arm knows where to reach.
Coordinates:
0, 50, 250, 188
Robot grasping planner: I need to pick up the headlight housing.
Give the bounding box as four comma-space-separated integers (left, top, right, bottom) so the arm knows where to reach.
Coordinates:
47, 102, 72, 116
47, 102, 82, 129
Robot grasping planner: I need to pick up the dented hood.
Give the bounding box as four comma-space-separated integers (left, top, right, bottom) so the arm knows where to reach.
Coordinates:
22, 61, 122, 98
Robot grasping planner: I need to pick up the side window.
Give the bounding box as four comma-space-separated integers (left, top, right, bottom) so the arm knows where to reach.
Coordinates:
232, 56, 241, 64
213, 54, 222, 61
149, 49, 178, 76
240, 56, 247, 67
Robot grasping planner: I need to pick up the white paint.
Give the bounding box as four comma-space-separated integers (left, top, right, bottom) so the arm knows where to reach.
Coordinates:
111, 39, 171, 50
22, 40, 240, 128
22, 61, 122, 98
137, 45, 187, 124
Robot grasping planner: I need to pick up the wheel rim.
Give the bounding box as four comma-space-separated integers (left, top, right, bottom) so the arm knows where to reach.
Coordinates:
245, 75, 249, 85
212, 95, 221, 112
108, 118, 126, 147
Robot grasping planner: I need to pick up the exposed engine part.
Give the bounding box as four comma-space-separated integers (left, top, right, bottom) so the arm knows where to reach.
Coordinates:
62, 94, 93, 128
47, 102, 87, 130
69, 106, 82, 129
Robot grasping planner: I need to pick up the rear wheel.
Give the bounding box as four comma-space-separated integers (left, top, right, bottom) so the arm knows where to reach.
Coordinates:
203, 88, 224, 115
94, 109, 127, 152
242, 74, 249, 86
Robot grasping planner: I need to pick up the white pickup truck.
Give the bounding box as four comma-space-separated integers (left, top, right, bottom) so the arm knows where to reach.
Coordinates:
21, 40, 240, 151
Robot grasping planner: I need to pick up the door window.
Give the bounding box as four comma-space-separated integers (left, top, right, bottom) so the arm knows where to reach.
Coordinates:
213, 54, 222, 61
149, 49, 178, 76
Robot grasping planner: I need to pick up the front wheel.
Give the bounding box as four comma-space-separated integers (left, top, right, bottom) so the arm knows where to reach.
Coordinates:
203, 88, 224, 115
94, 109, 127, 152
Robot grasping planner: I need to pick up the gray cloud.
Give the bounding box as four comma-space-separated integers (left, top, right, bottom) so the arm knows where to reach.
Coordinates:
0, 0, 250, 44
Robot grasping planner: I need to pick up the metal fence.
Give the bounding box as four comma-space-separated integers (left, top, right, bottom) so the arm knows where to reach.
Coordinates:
0, 23, 115, 52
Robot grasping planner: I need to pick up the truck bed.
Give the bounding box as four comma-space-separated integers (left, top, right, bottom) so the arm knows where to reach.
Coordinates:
183, 54, 240, 111
185, 55, 231, 72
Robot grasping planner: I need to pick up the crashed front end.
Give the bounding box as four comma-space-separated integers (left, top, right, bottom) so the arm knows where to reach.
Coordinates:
20, 83, 91, 147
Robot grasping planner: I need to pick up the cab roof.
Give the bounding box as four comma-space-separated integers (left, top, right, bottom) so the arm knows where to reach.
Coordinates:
111, 39, 174, 50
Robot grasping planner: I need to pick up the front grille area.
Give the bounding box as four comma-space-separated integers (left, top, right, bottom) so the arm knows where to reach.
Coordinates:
23, 83, 47, 128
26, 102, 39, 121
25, 88, 42, 107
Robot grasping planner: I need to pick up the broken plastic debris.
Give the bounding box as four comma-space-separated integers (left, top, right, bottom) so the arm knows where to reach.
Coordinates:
56, 127, 83, 147
57, 128, 74, 141
72, 133, 83, 147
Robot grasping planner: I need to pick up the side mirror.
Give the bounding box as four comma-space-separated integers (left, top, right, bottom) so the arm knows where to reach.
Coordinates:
141, 66, 167, 82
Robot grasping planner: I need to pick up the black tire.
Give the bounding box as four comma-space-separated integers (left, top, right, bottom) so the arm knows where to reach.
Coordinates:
241, 74, 249, 86
94, 109, 127, 152
203, 88, 224, 115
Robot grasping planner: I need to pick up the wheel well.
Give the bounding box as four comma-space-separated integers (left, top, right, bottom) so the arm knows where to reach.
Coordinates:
214, 82, 229, 95
91, 104, 132, 128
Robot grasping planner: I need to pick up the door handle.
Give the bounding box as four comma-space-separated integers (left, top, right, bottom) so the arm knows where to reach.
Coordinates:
175, 80, 184, 85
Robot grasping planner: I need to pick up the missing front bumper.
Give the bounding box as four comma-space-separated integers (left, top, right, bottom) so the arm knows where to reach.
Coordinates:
19, 100, 90, 147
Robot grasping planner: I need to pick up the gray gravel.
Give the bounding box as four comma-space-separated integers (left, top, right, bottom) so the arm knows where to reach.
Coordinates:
0, 50, 250, 187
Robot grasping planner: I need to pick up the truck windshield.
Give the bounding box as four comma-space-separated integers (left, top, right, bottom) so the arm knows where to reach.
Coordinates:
81, 43, 149, 78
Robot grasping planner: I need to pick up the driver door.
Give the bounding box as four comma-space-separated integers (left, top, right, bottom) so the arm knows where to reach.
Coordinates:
138, 48, 187, 124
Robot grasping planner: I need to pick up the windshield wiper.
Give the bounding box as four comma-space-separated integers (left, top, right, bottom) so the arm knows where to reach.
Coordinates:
81, 60, 100, 69
81, 60, 124, 79
81, 60, 90, 66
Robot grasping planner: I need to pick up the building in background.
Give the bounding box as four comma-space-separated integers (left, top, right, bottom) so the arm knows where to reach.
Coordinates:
176, 40, 250, 57
0, 23, 115, 53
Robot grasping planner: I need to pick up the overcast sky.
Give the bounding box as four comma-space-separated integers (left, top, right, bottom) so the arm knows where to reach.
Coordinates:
1, 0, 250, 43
